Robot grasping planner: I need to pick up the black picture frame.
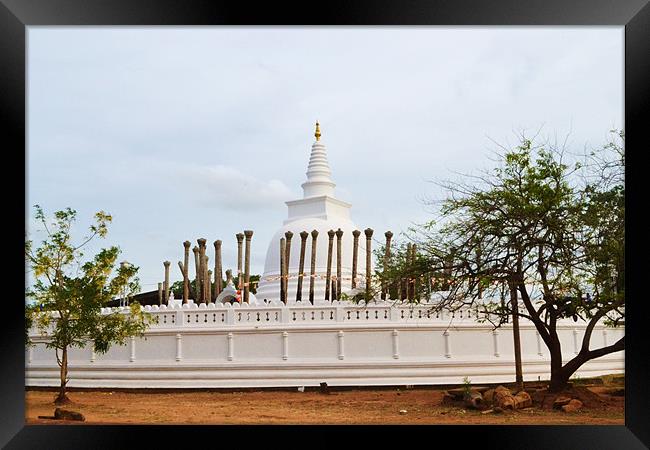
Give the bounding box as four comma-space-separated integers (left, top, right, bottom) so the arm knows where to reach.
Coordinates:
3, 0, 648, 448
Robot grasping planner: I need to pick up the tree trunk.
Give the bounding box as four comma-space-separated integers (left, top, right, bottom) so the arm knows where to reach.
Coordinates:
55, 346, 71, 405
509, 280, 524, 391
548, 365, 571, 393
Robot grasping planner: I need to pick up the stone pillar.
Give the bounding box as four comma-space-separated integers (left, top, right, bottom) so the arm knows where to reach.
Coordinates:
309, 230, 318, 305
406, 244, 413, 301
476, 246, 483, 299
236, 233, 244, 290
203, 255, 210, 304
284, 231, 293, 300
183, 241, 191, 304
226, 268, 233, 285
351, 230, 361, 289
382, 231, 393, 300
364, 228, 374, 300
284, 231, 293, 268
279, 237, 287, 304
207, 269, 213, 303
335, 229, 343, 300
244, 230, 253, 303
158, 282, 163, 306
177, 260, 186, 298
325, 230, 335, 301
411, 243, 418, 301
296, 231, 308, 302
214, 240, 222, 299
163, 261, 171, 304
197, 239, 208, 303
193, 246, 200, 302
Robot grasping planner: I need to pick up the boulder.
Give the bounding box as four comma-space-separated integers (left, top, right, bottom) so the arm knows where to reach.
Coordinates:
494, 387, 531, 410
553, 396, 573, 409
512, 391, 532, 409
54, 408, 85, 421
495, 386, 515, 409
483, 389, 495, 403
561, 399, 583, 413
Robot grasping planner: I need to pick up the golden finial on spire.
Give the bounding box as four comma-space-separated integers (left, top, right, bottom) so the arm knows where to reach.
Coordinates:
314, 121, 321, 141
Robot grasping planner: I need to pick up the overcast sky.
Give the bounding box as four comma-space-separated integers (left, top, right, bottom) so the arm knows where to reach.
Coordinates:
27, 27, 623, 292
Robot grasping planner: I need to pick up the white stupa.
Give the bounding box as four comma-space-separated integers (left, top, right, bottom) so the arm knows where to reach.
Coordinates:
255, 122, 372, 304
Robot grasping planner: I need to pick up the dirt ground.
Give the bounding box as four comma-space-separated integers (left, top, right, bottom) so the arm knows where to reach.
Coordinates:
25, 378, 624, 425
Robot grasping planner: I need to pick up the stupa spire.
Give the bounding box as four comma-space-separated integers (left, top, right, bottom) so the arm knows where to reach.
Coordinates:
302, 121, 335, 198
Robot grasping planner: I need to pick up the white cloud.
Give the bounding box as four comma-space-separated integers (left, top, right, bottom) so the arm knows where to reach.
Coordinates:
180, 164, 297, 211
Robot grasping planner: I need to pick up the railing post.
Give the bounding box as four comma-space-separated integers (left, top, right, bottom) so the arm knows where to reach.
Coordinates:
443, 330, 451, 358
282, 331, 289, 361
492, 329, 500, 357
175, 333, 182, 362
227, 332, 234, 361
392, 329, 399, 359
129, 336, 136, 362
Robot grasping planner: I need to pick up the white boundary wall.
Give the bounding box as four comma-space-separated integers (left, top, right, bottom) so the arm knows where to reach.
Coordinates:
26, 301, 624, 388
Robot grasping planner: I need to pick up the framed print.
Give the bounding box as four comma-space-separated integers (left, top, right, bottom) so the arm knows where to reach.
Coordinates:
3, 0, 649, 448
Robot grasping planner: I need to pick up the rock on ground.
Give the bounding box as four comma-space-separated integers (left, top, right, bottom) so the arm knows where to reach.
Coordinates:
54, 408, 85, 421
562, 399, 584, 413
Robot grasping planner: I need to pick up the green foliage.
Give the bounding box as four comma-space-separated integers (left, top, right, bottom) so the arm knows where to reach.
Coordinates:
462, 376, 472, 399
25, 206, 155, 397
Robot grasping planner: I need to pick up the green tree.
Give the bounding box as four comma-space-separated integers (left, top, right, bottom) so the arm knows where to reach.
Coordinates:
376, 131, 624, 392
25, 206, 155, 405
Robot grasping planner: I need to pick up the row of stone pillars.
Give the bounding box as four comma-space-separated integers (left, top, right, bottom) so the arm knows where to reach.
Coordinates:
278, 228, 391, 304
157, 231, 255, 305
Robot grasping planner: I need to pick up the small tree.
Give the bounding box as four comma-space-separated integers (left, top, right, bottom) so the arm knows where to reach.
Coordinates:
25, 205, 154, 405
378, 131, 624, 392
